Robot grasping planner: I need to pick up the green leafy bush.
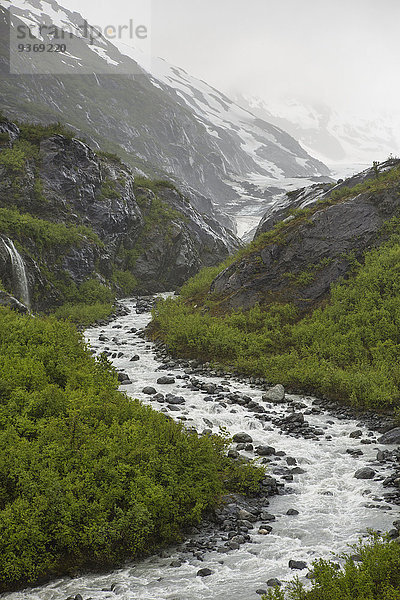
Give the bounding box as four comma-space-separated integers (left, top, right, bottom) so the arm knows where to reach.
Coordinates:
152, 234, 400, 411
262, 536, 400, 600
0, 308, 262, 592
112, 269, 138, 295
0, 208, 102, 249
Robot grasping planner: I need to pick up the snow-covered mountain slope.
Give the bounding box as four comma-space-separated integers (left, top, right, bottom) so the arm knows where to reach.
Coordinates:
0, 0, 330, 234
236, 94, 400, 167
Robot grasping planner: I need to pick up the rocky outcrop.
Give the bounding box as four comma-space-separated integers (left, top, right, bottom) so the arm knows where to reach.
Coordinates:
209, 159, 400, 312
0, 1, 329, 228
0, 120, 240, 310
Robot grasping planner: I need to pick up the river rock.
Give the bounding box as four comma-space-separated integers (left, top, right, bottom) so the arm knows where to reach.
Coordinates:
170, 560, 182, 567
289, 560, 307, 570
287, 509, 299, 515
378, 428, 400, 444
354, 467, 376, 479
255, 445, 275, 456
267, 578, 282, 587
117, 372, 130, 382
258, 527, 272, 535
233, 432, 253, 443
263, 384, 285, 404
130, 355, 140, 361
349, 430, 362, 438
256, 589, 267, 595
142, 386, 157, 395
283, 413, 304, 424
157, 376, 175, 384
197, 568, 213, 577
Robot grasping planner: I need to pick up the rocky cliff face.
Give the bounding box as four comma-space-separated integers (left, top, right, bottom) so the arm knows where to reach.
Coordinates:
0, 119, 240, 310
0, 0, 329, 232
209, 159, 400, 312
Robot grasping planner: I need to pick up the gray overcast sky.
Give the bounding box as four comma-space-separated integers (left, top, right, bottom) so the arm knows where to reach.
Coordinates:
58, 0, 400, 116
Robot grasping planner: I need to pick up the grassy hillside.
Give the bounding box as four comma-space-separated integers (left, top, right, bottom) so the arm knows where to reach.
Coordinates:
152, 167, 400, 414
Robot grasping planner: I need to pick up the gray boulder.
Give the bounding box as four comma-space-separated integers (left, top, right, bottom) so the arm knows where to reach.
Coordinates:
263, 384, 285, 404
289, 560, 307, 570
354, 467, 376, 479
233, 432, 253, 444
378, 428, 400, 445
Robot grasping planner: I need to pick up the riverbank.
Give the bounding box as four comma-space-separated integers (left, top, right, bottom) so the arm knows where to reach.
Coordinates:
7, 297, 399, 600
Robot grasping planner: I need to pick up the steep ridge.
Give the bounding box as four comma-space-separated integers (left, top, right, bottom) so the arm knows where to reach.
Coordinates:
210, 159, 400, 311
0, 0, 330, 230
0, 118, 240, 311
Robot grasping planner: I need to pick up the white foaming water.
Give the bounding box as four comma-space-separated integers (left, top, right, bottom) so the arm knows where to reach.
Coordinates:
2, 237, 30, 308
7, 298, 398, 600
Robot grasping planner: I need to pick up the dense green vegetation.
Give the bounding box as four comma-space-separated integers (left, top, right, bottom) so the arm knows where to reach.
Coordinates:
0, 307, 263, 592
152, 232, 400, 412
262, 536, 400, 600
0, 207, 101, 250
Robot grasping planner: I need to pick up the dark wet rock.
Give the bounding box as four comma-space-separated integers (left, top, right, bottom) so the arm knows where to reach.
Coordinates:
117, 372, 130, 383
349, 430, 362, 438
166, 394, 185, 405
157, 376, 175, 384
283, 413, 305, 424
197, 568, 213, 577
287, 509, 299, 515
233, 432, 253, 444
347, 449, 363, 457
130, 355, 140, 361
354, 467, 376, 479
286, 457, 297, 466
378, 428, 400, 445
260, 513, 275, 522
256, 589, 267, 595
291, 467, 306, 475
142, 386, 157, 395
289, 560, 307, 570
255, 445, 276, 456
267, 578, 282, 587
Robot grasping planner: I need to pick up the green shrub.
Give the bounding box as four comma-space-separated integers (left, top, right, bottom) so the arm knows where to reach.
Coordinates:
112, 269, 138, 295
0, 208, 102, 249
17, 121, 76, 145
53, 302, 113, 326
0, 308, 263, 591
152, 233, 400, 411
262, 536, 400, 600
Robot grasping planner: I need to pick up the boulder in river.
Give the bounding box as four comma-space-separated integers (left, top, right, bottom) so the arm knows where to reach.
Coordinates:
289, 560, 307, 570
157, 376, 175, 384
267, 578, 282, 587
233, 432, 253, 443
142, 386, 157, 395
197, 568, 213, 577
354, 467, 376, 479
255, 445, 275, 456
378, 427, 400, 444
263, 384, 285, 404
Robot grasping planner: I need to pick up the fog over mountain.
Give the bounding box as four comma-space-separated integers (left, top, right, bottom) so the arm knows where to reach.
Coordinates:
59, 0, 400, 165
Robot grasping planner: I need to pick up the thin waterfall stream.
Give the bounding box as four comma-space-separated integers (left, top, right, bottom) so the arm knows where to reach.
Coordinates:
2, 237, 30, 309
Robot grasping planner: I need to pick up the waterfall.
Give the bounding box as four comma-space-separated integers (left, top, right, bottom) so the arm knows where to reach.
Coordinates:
2, 237, 31, 309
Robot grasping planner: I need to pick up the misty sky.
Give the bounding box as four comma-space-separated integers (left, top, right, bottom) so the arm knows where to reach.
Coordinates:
57, 0, 400, 117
